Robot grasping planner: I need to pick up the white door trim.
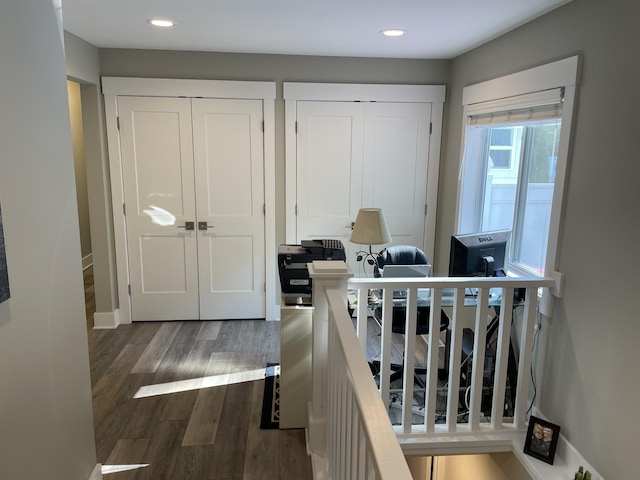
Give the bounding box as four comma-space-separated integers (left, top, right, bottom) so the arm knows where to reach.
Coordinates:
283, 82, 446, 264
283, 82, 446, 103
103, 77, 277, 323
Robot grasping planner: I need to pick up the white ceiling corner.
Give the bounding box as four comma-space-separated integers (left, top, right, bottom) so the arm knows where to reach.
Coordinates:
61, 0, 573, 59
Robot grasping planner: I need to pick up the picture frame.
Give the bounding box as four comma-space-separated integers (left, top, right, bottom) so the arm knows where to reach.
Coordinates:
523, 416, 560, 464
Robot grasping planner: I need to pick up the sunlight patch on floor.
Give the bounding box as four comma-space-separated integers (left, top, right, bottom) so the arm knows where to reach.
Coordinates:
102, 464, 150, 474
133, 367, 267, 398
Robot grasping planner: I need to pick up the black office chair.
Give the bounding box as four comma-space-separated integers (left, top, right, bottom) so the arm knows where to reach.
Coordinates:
372, 245, 450, 386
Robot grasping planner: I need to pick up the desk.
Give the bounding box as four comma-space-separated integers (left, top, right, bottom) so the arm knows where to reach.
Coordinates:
367, 287, 522, 308
362, 287, 524, 415
364, 287, 523, 339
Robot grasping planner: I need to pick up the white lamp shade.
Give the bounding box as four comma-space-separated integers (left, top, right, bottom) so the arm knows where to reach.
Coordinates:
349, 208, 392, 245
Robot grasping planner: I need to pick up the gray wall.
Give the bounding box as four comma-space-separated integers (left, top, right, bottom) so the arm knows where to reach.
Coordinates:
0, 1, 97, 479
99, 50, 450, 248
65, 31, 119, 317
68, 80, 93, 261
440, 0, 639, 478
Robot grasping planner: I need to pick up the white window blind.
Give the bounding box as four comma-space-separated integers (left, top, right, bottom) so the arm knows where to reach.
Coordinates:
465, 88, 564, 125
469, 102, 562, 126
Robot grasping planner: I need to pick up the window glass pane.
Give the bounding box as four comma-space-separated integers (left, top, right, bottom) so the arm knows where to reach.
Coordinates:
481, 126, 521, 231
459, 117, 562, 276
511, 120, 562, 275
490, 128, 512, 146
489, 150, 511, 168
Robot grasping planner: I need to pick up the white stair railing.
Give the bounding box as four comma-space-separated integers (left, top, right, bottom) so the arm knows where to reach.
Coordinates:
348, 275, 555, 440
326, 289, 413, 480
307, 261, 599, 479
308, 262, 412, 480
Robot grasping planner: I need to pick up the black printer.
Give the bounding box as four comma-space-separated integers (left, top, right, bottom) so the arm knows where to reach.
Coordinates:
278, 239, 346, 305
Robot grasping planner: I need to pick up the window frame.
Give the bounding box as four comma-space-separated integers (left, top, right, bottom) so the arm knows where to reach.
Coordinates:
455, 56, 580, 305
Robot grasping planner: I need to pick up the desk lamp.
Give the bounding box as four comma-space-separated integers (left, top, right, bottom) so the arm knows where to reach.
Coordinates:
349, 208, 392, 276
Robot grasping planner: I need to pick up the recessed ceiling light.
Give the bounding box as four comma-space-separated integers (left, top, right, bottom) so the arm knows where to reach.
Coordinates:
147, 18, 175, 28
381, 29, 406, 37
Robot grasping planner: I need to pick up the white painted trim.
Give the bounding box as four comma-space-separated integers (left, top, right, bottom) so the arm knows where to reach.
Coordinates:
103, 92, 132, 325
284, 82, 445, 103
307, 408, 327, 459
88, 463, 103, 480
398, 429, 604, 480
102, 77, 277, 321
102, 77, 276, 100
309, 451, 329, 480
456, 56, 580, 300
462, 55, 580, 106
512, 430, 604, 480
545, 82, 576, 289
284, 98, 298, 244
93, 309, 120, 329
425, 101, 444, 268
262, 95, 277, 320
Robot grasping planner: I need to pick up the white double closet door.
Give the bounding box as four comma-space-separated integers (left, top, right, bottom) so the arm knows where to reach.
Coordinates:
295, 101, 432, 273
118, 96, 265, 321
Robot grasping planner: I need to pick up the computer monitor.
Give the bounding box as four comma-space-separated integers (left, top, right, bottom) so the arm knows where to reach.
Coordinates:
448, 230, 511, 277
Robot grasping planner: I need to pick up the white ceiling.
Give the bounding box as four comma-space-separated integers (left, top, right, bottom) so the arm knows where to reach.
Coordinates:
61, 0, 573, 59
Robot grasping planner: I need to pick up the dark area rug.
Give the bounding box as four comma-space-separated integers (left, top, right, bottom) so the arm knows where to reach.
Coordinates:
260, 363, 280, 429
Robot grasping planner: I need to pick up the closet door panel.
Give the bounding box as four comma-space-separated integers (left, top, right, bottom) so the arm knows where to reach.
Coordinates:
294, 99, 434, 273
192, 98, 266, 319
117, 96, 199, 321
363, 102, 432, 250
296, 101, 364, 270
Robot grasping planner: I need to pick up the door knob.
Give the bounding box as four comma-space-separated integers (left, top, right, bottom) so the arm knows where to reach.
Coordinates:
198, 221, 214, 231
177, 221, 195, 230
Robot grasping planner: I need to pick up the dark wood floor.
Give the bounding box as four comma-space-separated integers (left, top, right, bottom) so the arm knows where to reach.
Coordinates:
83, 267, 312, 480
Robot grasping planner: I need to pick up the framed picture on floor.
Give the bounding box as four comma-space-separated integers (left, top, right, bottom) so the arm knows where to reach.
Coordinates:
0, 203, 9, 304
524, 415, 560, 464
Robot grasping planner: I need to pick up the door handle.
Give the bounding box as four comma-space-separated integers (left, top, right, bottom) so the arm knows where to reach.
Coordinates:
177, 221, 195, 231
198, 222, 214, 231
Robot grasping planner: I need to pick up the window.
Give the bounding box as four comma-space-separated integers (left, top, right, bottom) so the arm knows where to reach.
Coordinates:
456, 57, 579, 283
460, 113, 561, 275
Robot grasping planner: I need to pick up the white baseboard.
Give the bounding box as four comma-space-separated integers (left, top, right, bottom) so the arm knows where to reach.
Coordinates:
88, 463, 102, 480
512, 433, 603, 480
515, 409, 605, 480
306, 402, 326, 458
309, 450, 328, 480
92, 309, 120, 329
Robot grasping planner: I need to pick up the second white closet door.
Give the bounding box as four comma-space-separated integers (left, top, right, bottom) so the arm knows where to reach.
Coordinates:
362, 102, 432, 248
296, 100, 432, 273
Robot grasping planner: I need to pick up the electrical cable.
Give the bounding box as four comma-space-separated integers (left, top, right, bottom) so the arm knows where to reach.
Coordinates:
429, 455, 434, 480
464, 385, 472, 411
526, 307, 542, 415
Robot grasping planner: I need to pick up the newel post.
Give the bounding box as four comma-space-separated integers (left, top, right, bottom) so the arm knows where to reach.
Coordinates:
306, 261, 353, 456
